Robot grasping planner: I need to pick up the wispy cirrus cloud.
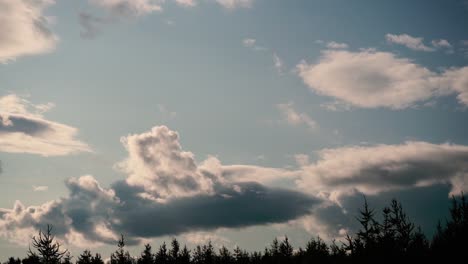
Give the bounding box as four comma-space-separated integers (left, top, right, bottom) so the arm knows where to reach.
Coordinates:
0, 94, 91, 156
216, 0, 253, 9
0, 0, 57, 62
277, 102, 318, 131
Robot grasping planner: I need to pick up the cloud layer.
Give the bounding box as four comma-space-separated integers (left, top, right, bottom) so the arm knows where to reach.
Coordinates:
0, 95, 91, 156
297, 141, 468, 202
0, 0, 57, 62
0, 126, 317, 246
297, 49, 468, 109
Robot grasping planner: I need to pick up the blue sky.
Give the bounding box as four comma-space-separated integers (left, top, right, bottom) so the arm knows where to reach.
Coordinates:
0, 0, 468, 259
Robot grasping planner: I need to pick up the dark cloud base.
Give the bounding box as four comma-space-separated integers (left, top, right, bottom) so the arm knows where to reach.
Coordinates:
112, 181, 318, 239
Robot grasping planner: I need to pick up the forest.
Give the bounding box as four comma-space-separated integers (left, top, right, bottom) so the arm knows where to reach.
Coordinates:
2, 195, 467, 264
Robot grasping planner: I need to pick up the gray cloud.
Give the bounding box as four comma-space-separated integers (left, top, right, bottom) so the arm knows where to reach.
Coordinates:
0, 94, 91, 156
0, 126, 318, 246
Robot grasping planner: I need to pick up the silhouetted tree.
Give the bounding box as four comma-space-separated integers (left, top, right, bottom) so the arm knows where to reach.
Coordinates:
138, 244, 154, 264
233, 246, 248, 264
169, 239, 180, 264
4, 257, 21, 264
77, 250, 93, 264
155, 243, 169, 264
110, 235, 132, 264
28, 225, 68, 264
91, 253, 104, 264
61, 252, 73, 264
217, 246, 233, 264
22, 253, 40, 264
178, 246, 191, 264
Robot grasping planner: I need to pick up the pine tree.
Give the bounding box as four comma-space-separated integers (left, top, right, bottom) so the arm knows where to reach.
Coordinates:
110, 235, 133, 264
169, 239, 180, 264
155, 242, 169, 264
179, 245, 191, 264
92, 253, 105, 264
217, 246, 233, 264
138, 244, 154, 264
28, 225, 68, 264
77, 250, 93, 264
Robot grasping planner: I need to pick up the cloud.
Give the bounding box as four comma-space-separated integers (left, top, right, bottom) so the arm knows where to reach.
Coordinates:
242, 38, 266, 51
432, 39, 452, 49
243, 38, 256, 48
0, 94, 91, 156
273, 53, 284, 74
175, 0, 197, 7
33, 186, 49, 192
0, 0, 57, 62
157, 104, 177, 120
385, 33, 435, 52
297, 141, 468, 203
277, 102, 318, 130
440, 67, 468, 106
79, 12, 108, 39
116, 126, 223, 201
297, 49, 468, 109
326, 41, 348, 49
0, 126, 318, 246
216, 0, 253, 9
89, 0, 164, 16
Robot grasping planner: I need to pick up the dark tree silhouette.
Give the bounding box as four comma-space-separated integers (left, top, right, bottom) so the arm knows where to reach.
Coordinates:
138, 244, 154, 264
6, 195, 468, 264
77, 250, 93, 264
155, 242, 169, 264
28, 225, 68, 264
110, 235, 133, 264
169, 239, 180, 264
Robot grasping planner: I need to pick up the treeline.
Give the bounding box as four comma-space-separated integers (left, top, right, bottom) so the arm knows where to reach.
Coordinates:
3, 195, 468, 264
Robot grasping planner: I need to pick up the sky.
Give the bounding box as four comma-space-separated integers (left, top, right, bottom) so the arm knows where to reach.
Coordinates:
0, 0, 468, 259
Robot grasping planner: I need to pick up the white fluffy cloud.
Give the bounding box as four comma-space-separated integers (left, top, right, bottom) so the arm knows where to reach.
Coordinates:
117, 126, 224, 201
385, 33, 435, 52
0, 94, 91, 156
297, 49, 468, 109
277, 102, 318, 130
0, 0, 57, 62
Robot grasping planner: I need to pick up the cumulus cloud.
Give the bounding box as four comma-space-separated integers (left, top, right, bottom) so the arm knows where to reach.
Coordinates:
297, 141, 468, 203
277, 102, 318, 130
297, 49, 468, 109
385, 33, 435, 52
116, 126, 223, 201
0, 0, 58, 62
0, 126, 317, 246
0, 94, 91, 156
